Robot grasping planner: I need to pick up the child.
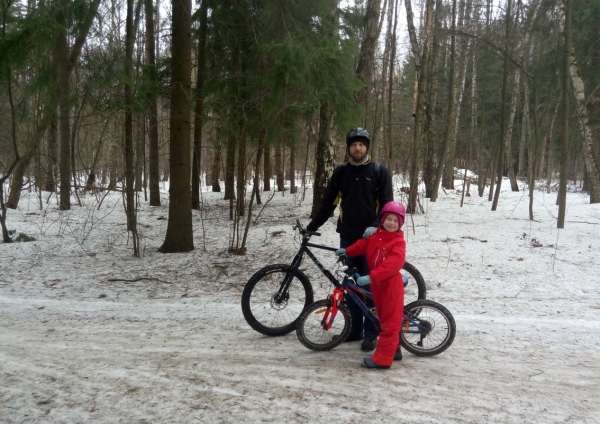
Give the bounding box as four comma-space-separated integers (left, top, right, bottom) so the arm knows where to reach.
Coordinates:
338, 201, 406, 369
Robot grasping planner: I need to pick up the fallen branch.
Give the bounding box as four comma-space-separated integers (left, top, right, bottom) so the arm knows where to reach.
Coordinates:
107, 277, 172, 284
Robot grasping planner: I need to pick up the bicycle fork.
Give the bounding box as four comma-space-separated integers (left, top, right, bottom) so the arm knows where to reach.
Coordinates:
321, 288, 345, 330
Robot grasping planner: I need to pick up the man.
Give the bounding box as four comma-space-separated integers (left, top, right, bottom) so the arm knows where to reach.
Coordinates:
307, 127, 394, 352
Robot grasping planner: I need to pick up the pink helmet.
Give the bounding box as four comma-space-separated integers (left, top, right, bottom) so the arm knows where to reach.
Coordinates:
381, 201, 406, 229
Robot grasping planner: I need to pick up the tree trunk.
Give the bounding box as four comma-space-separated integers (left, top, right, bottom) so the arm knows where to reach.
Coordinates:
255, 125, 265, 205
311, 101, 336, 218
145, 0, 161, 206
568, 28, 600, 203
263, 144, 271, 192
275, 137, 284, 192
236, 122, 247, 216
478, 0, 492, 198
557, 0, 570, 227
505, 68, 521, 192
404, 0, 420, 68
224, 124, 236, 201
211, 144, 222, 192
45, 113, 58, 192
191, 0, 208, 209
159, 0, 193, 252
422, 0, 443, 198
289, 136, 297, 194
355, 0, 382, 112
491, 0, 513, 211
385, 0, 399, 172
124, 0, 138, 253
408, 0, 434, 214
518, 77, 530, 178
57, 2, 71, 211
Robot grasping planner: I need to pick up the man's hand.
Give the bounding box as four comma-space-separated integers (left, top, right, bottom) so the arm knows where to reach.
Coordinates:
363, 226, 377, 238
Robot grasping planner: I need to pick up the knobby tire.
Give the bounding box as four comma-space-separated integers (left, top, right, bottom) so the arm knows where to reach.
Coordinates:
296, 299, 352, 351
241, 264, 313, 336
400, 299, 456, 357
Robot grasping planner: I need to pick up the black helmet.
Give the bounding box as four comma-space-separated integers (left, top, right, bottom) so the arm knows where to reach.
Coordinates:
346, 127, 371, 149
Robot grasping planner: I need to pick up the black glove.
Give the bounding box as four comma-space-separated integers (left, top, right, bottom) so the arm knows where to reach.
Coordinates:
306, 221, 318, 232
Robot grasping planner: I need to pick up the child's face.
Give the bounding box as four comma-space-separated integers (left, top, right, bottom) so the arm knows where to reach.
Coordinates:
382, 214, 399, 232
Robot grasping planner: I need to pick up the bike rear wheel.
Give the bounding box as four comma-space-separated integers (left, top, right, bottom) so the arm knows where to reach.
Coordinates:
402, 261, 427, 305
241, 264, 313, 336
296, 299, 352, 351
400, 299, 455, 357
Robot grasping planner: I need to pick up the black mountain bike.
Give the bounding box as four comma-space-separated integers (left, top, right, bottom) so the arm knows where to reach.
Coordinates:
241, 220, 427, 336
296, 256, 455, 356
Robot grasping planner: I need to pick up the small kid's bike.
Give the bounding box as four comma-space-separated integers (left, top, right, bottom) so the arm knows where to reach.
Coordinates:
241, 220, 427, 337
296, 255, 456, 356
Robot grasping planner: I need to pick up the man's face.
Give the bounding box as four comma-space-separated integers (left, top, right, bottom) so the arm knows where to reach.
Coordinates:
348, 141, 368, 162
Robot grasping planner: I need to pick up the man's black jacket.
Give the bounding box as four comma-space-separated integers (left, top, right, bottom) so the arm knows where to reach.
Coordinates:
307, 162, 393, 240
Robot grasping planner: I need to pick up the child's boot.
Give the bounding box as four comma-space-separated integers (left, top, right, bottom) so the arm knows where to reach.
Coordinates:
362, 358, 390, 369
394, 348, 402, 361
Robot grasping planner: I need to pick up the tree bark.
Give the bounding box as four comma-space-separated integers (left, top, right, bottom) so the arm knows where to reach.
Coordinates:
408, 0, 434, 213
44, 113, 58, 192
192, 0, 208, 209
57, 1, 71, 210
568, 30, 600, 203
404, 0, 420, 69
355, 0, 382, 112
505, 68, 521, 192
289, 136, 297, 194
211, 143, 222, 192
124, 0, 138, 254
159, 0, 193, 252
224, 122, 236, 201
491, 0, 513, 211
275, 137, 284, 192
236, 121, 247, 216
422, 0, 443, 198
145, 0, 161, 206
311, 101, 336, 218
557, 0, 570, 227
385, 0, 399, 172
263, 144, 271, 192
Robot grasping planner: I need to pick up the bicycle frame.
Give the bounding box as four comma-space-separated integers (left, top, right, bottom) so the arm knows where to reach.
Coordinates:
325, 275, 429, 337
276, 226, 339, 300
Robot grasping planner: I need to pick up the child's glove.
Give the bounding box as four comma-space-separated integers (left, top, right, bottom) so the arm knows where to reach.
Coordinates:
335, 248, 346, 256
356, 275, 372, 286
362, 227, 377, 238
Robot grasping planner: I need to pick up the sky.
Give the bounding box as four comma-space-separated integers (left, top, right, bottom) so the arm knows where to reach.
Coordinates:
1, 173, 599, 423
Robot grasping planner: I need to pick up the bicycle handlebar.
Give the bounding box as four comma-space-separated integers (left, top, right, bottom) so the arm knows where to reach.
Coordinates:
294, 219, 321, 237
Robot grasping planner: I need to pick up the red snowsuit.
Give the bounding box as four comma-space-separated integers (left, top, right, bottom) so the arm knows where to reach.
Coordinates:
346, 227, 406, 367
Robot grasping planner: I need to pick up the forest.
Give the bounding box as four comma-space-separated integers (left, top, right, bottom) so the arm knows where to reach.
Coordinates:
1, 0, 599, 255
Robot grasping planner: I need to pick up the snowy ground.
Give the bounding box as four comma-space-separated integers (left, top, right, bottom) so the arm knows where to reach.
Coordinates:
1, 176, 600, 423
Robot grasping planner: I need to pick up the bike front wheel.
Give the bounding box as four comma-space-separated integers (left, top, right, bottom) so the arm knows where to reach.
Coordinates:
241, 264, 313, 336
296, 299, 352, 351
400, 299, 456, 357
402, 261, 427, 305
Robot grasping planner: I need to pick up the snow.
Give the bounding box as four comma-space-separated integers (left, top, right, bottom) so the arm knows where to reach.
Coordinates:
1, 176, 600, 423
